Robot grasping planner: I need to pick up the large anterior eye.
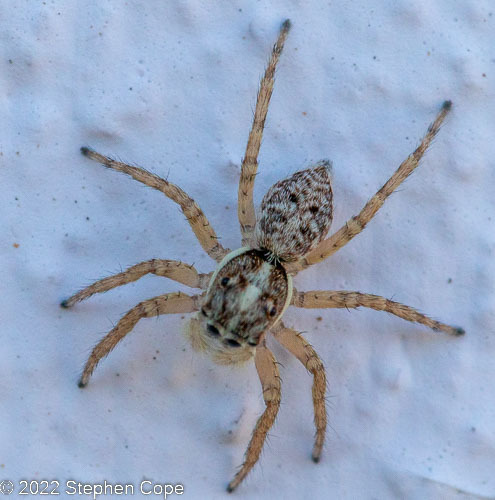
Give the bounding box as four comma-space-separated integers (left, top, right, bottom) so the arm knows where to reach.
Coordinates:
207, 324, 220, 336
226, 339, 241, 348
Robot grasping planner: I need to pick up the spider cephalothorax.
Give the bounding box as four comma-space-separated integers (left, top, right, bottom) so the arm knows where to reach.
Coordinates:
63, 18, 463, 493
187, 247, 292, 364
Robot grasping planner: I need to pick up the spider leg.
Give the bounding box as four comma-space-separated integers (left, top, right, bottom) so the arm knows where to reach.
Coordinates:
291, 289, 465, 336
238, 19, 291, 246
78, 291, 200, 387
227, 340, 281, 492
271, 321, 327, 462
294, 101, 452, 272
80, 147, 229, 262
61, 259, 211, 308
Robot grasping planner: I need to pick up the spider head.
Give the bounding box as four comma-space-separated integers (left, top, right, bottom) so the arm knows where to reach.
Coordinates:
185, 248, 292, 365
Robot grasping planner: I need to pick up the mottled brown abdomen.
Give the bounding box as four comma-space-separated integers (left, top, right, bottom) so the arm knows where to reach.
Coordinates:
255, 162, 333, 262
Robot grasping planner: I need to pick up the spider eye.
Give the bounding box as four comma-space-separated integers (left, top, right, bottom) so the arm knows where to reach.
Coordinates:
247, 340, 258, 347
207, 324, 220, 336
263, 303, 278, 318
201, 307, 208, 317
226, 339, 241, 348
220, 277, 230, 286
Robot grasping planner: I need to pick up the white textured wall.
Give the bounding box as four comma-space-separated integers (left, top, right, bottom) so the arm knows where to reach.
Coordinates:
1, 1, 494, 498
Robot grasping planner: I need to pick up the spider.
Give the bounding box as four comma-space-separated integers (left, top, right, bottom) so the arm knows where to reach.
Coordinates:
62, 19, 464, 492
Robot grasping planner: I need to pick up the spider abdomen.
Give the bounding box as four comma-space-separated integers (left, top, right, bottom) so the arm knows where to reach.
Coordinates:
256, 161, 333, 262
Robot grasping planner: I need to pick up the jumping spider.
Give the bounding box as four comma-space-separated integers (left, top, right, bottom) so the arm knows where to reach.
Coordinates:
62, 19, 464, 492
